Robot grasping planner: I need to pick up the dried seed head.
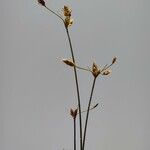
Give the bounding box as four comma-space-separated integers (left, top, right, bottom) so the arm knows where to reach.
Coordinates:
74, 109, 78, 116
112, 57, 117, 64
92, 62, 98, 72
102, 69, 111, 75
68, 18, 73, 26
92, 62, 101, 78
70, 108, 78, 119
62, 6, 73, 28
64, 17, 73, 27
62, 59, 75, 67
37, 0, 46, 6
70, 109, 74, 117
63, 6, 72, 17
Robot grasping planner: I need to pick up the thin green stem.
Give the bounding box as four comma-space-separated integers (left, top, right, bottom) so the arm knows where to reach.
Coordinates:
73, 118, 76, 150
65, 27, 83, 150
82, 77, 97, 150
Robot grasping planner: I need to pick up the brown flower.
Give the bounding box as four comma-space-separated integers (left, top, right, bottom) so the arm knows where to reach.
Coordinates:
62, 6, 73, 28
37, 0, 46, 6
62, 59, 75, 67
70, 108, 78, 119
63, 6, 72, 17
112, 57, 117, 64
102, 69, 111, 75
64, 17, 73, 27
92, 62, 101, 78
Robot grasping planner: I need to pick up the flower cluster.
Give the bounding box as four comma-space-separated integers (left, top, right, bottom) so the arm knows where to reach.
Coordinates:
63, 6, 73, 27
91, 57, 117, 78
62, 57, 117, 78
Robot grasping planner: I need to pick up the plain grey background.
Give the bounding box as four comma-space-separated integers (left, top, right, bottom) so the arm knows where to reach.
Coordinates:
0, 0, 150, 150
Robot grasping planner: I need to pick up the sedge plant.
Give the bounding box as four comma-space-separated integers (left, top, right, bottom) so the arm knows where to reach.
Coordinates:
37, 1, 117, 150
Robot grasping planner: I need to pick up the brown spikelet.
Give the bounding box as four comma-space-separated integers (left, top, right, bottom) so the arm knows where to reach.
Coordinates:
102, 69, 111, 75
62, 59, 75, 67
63, 6, 72, 17
92, 62, 100, 78
38, 0, 46, 6
70, 108, 78, 119
112, 57, 117, 64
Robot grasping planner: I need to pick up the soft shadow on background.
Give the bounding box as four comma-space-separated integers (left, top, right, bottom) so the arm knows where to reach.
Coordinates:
0, 0, 150, 150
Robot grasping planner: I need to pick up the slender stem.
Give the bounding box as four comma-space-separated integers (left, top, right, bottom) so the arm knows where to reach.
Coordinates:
101, 63, 113, 73
65, 27, 83, 150
41, 6, 82, 150
78, 103, 99, 114
76, 66, 91, 72
82, 77, 97, 150
74, 118, 76, 150
44, 6, 65, 22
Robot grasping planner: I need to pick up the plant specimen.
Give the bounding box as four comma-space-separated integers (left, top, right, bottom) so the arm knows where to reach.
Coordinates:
37, 1, 117, 150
